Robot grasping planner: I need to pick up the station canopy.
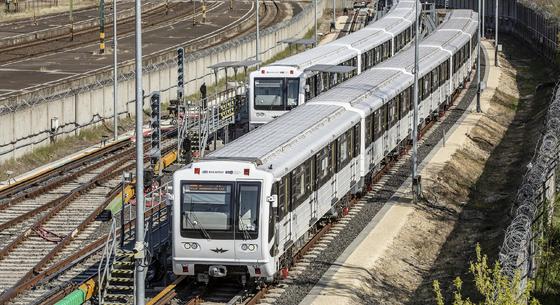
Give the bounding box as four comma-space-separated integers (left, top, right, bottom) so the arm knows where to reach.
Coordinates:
304, 64, 356, 74
208, 59, 261, 70
279, 38, 316, 47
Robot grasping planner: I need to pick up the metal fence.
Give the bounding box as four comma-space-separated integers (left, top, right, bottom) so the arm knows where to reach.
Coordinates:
498, 83, 560, 292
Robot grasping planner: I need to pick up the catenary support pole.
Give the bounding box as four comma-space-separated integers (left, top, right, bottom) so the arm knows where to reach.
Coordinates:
332, 0, 335, 27
481, 0, 485, 38
256, 0, 260, 67
113, 0, 118, 140
412, 0, 420, 201
495, 0, 499, 66
134, 0, 146, 303
476, 0, 481, 113
314, 0, 317, 46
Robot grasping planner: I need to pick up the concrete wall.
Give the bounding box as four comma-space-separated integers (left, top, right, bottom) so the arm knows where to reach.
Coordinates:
0, 0, 326, 162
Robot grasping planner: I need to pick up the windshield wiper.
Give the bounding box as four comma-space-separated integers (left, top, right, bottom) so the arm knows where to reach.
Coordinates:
187, 212, 212, 240
238, 219, 252, 241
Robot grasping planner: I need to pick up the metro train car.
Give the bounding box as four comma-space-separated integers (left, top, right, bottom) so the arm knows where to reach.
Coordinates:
248, 0, 419, 129
172, 10, 479, 284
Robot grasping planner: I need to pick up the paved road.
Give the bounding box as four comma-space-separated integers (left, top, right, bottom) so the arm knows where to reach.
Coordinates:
0, 1, 255, 96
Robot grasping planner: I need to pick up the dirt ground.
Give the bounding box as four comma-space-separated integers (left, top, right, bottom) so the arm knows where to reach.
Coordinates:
363, 36, 557, 304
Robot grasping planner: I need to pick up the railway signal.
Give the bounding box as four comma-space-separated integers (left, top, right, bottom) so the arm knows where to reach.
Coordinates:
177, 47, 185, 102
150, 92, 162, 175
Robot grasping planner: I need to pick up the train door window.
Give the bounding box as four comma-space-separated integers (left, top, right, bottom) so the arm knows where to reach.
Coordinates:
353, 123, 361, 158
238, 183, 260, 233
373, 108, 382, 141
383, 104, 388, 131
277, 176, 290, 219
337, 130, 352, 169
432, 67, 439, 91
269, 182, 278, 242
375, 46, 381, 64
365, 114, 373, 147
399, 92, 407, 118
388, 98, 398, 128
361, 53, 367, 71
291, 159, 311, 209
423, 73, 431, 99
316, 145, 333, 187
419, 77, 424, 100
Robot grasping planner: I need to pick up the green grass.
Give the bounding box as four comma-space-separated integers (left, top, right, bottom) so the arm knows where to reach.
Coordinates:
0, 116, 135, 181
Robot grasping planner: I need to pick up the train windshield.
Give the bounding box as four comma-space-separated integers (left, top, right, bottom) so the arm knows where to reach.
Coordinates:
180, 182, 261, 238
254, 78, 300, 111
238, 183, 260, 232
181, 183, 233, 231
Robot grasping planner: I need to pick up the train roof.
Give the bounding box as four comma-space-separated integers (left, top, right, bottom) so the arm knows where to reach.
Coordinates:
207, 9, 478, 178
271, 0, 420, 69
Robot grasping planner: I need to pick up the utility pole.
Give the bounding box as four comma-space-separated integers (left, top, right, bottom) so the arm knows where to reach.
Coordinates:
256, 0, 260, 64
134, 0, 146, 304
412, 0, 420, 201
481, 0, 485, 38
314, 0, 317, 46
69, 0, 74, 40
99, 0, 105, 54
495, 0, 499, 66
113, 0, 118, 140
476, 0, 482, 113
332, 0, 335, 29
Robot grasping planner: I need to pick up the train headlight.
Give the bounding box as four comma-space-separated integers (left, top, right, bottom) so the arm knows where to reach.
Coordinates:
184, 242, 200, 250
241, 244, 258, 252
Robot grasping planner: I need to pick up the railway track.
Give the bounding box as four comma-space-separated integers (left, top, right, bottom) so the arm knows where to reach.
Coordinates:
0, 1, 219, 64
0, 135, 176, 304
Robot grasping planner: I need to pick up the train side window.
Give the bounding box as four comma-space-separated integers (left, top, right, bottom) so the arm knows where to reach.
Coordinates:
316, 145, 333, 187
291, 159, 312, 209
353, 123, 360, 158
424, 73, 431, 99
419, 77, 424, 100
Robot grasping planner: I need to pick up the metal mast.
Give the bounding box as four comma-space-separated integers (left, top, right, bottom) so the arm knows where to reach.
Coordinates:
113, 0, 118, 140
256, 0, 260, 65
134, 0, 146, 303
412, 0, 420, 200
476, 0, 482, 113
495, 0, 499, 66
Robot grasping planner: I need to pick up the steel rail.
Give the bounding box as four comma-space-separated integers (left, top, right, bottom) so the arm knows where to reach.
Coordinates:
0, 139, 130, 200
0, 2, 172, 56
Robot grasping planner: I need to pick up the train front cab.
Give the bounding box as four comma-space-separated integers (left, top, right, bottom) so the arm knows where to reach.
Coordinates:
172, 161, 276, 284
249, 66, 306, 129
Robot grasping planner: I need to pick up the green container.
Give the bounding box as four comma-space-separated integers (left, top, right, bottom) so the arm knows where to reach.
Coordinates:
54, 289, 85, 305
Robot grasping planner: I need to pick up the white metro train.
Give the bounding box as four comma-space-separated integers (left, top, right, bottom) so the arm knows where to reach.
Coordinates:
248, 0, 419, 129
172, 10, 479, 284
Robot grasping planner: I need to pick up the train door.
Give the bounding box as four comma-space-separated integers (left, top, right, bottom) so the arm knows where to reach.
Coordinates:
277, 176, 292, 249
310, 157, 318, 223
382, 103, 389, 156
331, 141, 338, 203
351, 124, 360, 185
